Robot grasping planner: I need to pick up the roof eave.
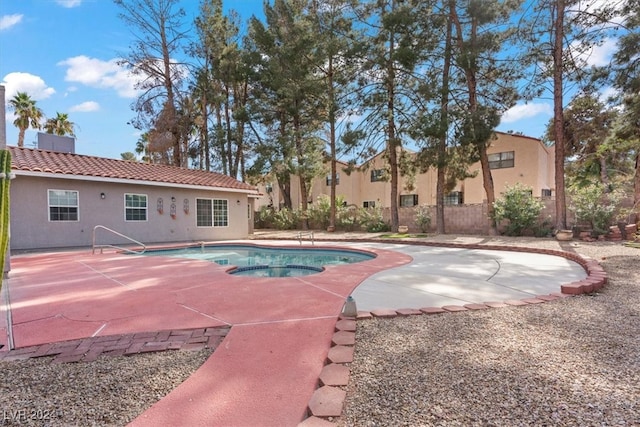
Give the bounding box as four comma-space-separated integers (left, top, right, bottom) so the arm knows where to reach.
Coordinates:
12, 170, 260, 195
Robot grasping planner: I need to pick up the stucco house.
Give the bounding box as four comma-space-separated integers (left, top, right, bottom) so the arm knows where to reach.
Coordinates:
255, 131, 555, 210
7, 145, 260, 251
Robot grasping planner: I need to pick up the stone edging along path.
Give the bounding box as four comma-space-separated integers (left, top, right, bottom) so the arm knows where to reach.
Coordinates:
298, 239, 607, 426
0, 326, 230, 363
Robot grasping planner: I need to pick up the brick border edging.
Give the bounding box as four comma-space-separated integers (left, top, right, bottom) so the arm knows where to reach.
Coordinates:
0, 326, 231, 363
297, 239, 607, 426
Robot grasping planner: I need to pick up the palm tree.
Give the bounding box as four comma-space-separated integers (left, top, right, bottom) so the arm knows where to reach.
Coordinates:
44, 112, 76, 137
8, 92, 44, 147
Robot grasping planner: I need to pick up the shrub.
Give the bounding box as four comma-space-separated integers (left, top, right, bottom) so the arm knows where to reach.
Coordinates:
492, 183, 544, 236
358, 205, 390, 232
569, 182, 624, 236
415, 205, 431, 233
271, 208, 299, 230
255, 205, 275, 229
306, 195, 332, 229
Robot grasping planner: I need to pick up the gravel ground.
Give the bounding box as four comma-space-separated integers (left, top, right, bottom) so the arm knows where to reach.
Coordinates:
339, 239, 640, 426
0, 348, 212, 426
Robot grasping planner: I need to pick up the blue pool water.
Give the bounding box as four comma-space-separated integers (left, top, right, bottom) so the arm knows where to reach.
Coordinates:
143, 244, 375, 276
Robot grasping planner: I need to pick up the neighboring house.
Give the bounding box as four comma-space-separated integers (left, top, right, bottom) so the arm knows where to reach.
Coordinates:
255, 132, 555, 210
8, 146, 260, 251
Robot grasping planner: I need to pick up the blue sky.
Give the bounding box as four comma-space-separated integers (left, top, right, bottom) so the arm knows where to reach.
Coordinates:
1, 0, 619, 160
0, 0, 264, 159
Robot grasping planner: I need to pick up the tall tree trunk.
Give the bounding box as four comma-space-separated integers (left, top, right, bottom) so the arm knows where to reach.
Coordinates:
200, 93, 209, 170
328, 55, 337, 232
160, 21, 180, 167
233, 80, 248, 181
387, 6, 399, 233
294, 110, 310, 230
553, 0, 567, 230
451, 3, 497, 234
599, 155, 609, 191
436, 1, 454, 234
278, 116, 293, 210
215, 104, 227, 175
224, 86, 234, 177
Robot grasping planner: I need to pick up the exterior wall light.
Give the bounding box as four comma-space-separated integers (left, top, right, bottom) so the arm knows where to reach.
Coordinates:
100, 192, 106, 199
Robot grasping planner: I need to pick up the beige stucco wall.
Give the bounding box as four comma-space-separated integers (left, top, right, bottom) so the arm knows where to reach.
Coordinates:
254, 132, 555, 211
463, 133, 554, 204
10, 175, 253, 250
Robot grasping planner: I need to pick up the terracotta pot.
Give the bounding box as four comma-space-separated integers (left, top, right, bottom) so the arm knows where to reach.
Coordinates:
398, 225, 409, 234
555, 230, 573, 241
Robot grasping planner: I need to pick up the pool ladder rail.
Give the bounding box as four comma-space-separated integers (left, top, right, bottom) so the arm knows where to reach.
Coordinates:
297, 231, 314, 245
92, 225, 146, 255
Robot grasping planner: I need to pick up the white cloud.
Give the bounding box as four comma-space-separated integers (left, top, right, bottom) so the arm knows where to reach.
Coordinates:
571, 37, 618, 68
0, 14, 23, 31
57, 55, 140, 98
55, 0, 82, 8
69, 101, 99, 112
501, 103, 553, 124
1, 72, 56, 101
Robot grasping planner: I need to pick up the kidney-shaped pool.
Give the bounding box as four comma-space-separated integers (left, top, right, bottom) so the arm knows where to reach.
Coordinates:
142, 244, 376, 277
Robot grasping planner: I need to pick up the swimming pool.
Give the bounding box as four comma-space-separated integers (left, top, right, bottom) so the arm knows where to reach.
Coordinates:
143, 244, 375, 276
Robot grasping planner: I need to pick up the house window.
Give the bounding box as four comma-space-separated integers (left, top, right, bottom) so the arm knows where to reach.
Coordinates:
370, 169, 385, 182
265, 183, 273, 193
363, 200, 376, 208
196, 198, 228, 227
326, 173, 340, 186
125, 194, 148, 221
48, 189, 79, 221
488, 151, 514, 169
444, 191, 464, 205
400, 194, 418, 207
541, 189, 552, 197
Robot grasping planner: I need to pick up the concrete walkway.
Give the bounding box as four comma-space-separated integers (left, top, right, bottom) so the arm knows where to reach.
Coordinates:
0, 235, 598, 426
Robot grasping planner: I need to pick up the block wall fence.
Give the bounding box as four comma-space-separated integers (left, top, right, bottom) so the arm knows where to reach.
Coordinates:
384, 199, 579, 235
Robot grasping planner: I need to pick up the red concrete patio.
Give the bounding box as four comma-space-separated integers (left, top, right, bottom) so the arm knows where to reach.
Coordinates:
0, 243, 411, 426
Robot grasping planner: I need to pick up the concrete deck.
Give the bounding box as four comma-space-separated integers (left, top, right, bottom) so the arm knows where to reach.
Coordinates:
0, 236, 599, 426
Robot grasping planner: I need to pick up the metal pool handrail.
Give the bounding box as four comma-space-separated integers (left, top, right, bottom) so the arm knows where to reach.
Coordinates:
92, 225, 146, 255
297, 231, 314, 245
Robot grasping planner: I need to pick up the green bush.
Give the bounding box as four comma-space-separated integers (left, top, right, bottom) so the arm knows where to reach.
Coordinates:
492, 183, 544, 236
271, 208, 300, 230
569, 182, 623, 236
358, 205, 390, 232
336, 205, 358, 231
415, 205, 431, 233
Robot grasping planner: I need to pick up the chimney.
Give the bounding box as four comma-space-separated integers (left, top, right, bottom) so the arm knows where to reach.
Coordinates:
0, 85, 6, 149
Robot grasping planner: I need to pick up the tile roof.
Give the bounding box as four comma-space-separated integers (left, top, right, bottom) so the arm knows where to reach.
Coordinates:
8, 146, 258, 192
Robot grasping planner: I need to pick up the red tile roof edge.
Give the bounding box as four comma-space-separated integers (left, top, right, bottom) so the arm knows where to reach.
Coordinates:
7, 146, 258, 192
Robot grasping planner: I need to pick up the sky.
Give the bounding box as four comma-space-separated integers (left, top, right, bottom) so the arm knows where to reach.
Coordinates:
0, 0, 620, 161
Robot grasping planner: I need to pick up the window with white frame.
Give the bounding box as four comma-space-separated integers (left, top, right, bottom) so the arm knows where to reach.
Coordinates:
400, 194, 418, 207
125, 194, 148, 221
48, 189, 79, 221
196, 198, 228, 227
363, 200, 376, 208
488, 151, 515, 169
